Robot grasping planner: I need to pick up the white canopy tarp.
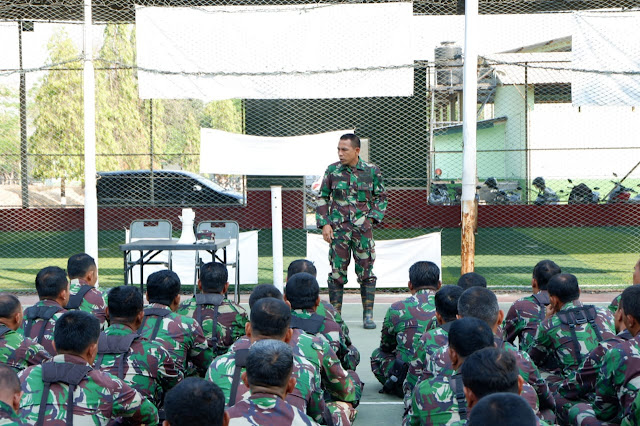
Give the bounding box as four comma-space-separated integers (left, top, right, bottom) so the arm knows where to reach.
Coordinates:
572, 12, 640, 106
136, 3, 414, 100
200, 129, 351, 176
307, 232, 442, 288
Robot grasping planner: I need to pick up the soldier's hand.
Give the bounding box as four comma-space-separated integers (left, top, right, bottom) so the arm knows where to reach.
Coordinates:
545, 304, 556, 319
322, 224, 334, 243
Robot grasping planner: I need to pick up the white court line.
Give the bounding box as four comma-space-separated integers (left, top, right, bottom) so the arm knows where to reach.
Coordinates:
358, 402, 405, 405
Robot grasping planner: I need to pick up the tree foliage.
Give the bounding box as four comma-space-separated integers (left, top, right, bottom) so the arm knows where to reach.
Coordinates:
0, 85, 20, 181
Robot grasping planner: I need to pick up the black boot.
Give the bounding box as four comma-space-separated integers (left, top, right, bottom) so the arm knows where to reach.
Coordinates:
361, 280, 376, 329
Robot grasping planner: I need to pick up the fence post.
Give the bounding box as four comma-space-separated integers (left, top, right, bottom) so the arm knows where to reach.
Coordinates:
271, 185, 284, 292
83, 0, 99, 263
461, 0, 479, 274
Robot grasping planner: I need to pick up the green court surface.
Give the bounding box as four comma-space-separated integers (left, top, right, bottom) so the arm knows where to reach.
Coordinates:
1, 226, 638, 291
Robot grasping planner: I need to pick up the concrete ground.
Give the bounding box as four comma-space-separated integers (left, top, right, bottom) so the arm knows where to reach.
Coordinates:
16, 290, 621, 425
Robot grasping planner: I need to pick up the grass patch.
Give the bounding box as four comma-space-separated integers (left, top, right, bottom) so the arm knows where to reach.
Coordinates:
1, 226, 638, 291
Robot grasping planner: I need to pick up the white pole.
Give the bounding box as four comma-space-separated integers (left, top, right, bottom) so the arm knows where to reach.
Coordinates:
271, 185, 284, 292
83, 0, 98, 264
460, 0, 479, 273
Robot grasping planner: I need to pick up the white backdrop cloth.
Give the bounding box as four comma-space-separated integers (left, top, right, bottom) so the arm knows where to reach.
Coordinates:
129, 231, 259, 286
572, 12, 640, 106
200, 129, 351, 176
307, 232, 442, 288
135, 3, 414, 100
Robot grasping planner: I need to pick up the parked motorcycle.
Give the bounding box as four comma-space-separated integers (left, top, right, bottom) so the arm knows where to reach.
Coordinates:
428, 175, 452, 205
532, 176, 559, 205
484, 177, 522, 205
606, 173, 636, 204
567, 179, 600, 204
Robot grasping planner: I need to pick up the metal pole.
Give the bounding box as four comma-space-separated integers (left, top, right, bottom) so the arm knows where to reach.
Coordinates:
83, 0, 99, 263
19, 22, 29, 208
428, 65, 435, 201
271, 185, 284, 292
524, 62, 530, 203
460, 0, 479, 274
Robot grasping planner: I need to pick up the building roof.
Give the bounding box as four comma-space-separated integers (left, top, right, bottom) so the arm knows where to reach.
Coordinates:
435, 116, 507, 136
484, 52, 573, 85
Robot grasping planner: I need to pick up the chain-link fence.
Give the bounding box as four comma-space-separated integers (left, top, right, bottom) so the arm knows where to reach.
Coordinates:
1, 0, 639, 292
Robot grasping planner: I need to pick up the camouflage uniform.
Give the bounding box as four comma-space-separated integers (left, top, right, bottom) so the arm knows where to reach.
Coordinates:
230, 329, 361, 424
291, 308, 359, 370
414, 336, 553, 416
0, 326, 50, 372
570, 334, 640, 424
94, 323, 183, 407
226, 392, 319, 426
67, 278, 107, 327
504, 290, 550, 352
317, 301, 357, 363
608, 294, 621, 316
528, 300, 616, 384
403, 321, 452, 400
177, 294, 248, 356
137, 303, 213, 377
316, 158, 387, 314
0, 400, 27, 426
205, 344, 327, 424
403, 372, 468, 425
18, 353, 158, 425
622, 392, 640, 426
19, 299, 66, 356
554, 330, 632, 424
371, 288, 437, 386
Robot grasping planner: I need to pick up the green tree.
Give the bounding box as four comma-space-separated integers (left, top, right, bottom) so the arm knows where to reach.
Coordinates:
96, 23, 166, 171
29, 28, 83, 192
0, 85, 20, 181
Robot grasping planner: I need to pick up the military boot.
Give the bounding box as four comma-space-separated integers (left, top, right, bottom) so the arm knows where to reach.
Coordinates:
361, 280, 376, 329
328, 281, 344, 313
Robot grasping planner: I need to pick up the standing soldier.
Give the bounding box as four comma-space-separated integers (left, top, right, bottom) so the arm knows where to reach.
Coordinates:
316, 133, 387, 329
178, 262, 248, 357
65, 253, 107, 327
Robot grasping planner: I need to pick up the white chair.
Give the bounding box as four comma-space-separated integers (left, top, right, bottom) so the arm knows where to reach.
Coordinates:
195, 220, 240, 302
127, 219, 173, 286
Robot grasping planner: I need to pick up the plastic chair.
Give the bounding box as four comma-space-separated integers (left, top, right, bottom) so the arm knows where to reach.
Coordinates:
127, 219, 173, 285
195, 220, 240, 303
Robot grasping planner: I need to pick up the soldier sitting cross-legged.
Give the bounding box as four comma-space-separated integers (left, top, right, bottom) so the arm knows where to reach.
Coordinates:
0, 293, 50, 372
18, 310, 158, 425
20, 266, 69, 355
65, 253, 107, 327
163, 377, 228, 426
226, 339, 320, 426
0, 365, 27, 425
177, 262, 248, 357
95, 286, 182, 409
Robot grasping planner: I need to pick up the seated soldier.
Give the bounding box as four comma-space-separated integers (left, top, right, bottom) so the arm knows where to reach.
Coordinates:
0, 365, 26, 425
138, 270, 212, 377
417, 287, 555, 419
554, 292, 632, 424
178, 262, 248, 356
457, 272, 487, 290
467, 393, 538, 426
226, 339, 320, 426
460, 348, 527, 418
504, 260, 562, 352
206, 297, 349, 425
285, 272, 358, 371
608, 256, 640, 315
18, 310, 158, 424
231, 285, 362, 415
163, 377, 228, 426
567, 285, 640, 425
21, 266, 69, 355
96, 286, 182, 408
66, 253, 107, 327
404, 285, 463, 400
404, 317, 495, 425
0, 294, 50, 371
371, 261, 441, 396
528, 273, 616, 386
287, 260, 356, 362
